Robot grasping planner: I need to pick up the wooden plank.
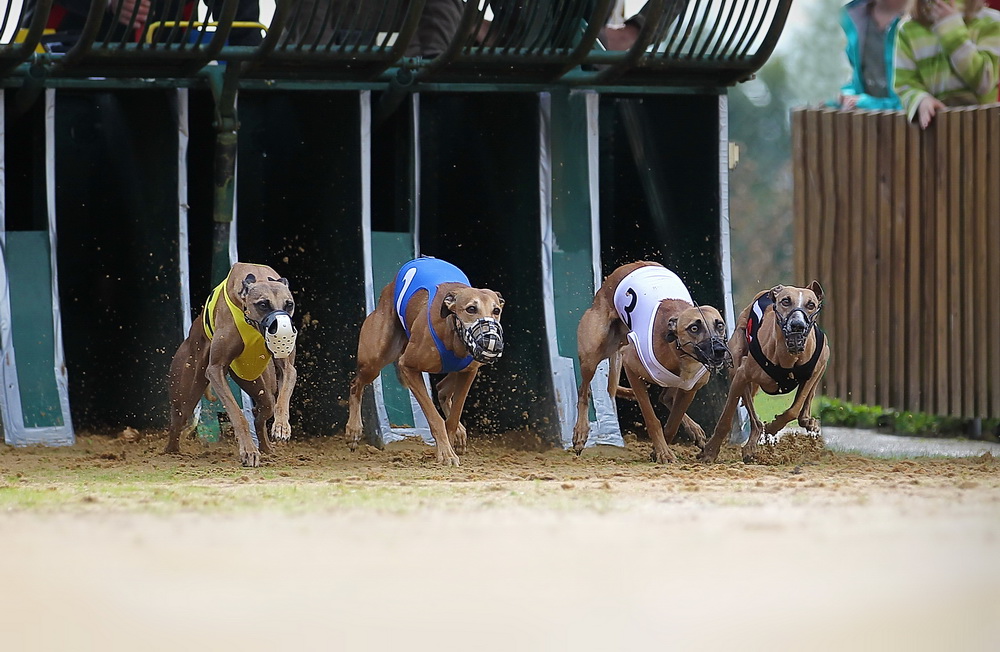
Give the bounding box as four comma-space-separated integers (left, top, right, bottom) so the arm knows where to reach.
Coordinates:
820, 110, 841, 399
947, 112, 963, 417
972, 109, 989, 418
931, 112, 949, 415
855, 113, 888, 405
988, 107, 1000, 418
803, 110, 830, 394
876, 112, 894, 409
792, 110, 806, 286
830, 114, 861, 402
908, 116, 925, 413
885, 114, 914, 409
803, 110, 823, 294
841, 111, 874, 404
850, 111, 878, 405
964, 109, 983, 418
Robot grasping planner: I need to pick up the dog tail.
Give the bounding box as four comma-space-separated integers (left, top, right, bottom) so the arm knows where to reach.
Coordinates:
203, 385, 216, 402
607, 347, 623, 399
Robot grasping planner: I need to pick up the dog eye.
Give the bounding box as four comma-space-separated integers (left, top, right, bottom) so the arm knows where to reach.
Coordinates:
284, 301, 294, 312
781, 297, 792, 306
688, 323, 700, 333
465, 306, 477, 314
257, 301, 271, 311
716, 321, 725, 332
806, 302, 815, 310
492, 307, 501, 315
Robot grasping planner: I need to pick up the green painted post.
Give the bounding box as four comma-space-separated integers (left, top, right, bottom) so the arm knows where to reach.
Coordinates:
197, 66, 241, 443
6, 232, 65, 429
370, 231, 418, 428
550, 89, 599, 421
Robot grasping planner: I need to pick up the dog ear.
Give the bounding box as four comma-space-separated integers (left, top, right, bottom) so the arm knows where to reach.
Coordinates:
769, 285, 784, 302
441, 292, 457, 319
665, 316, 679, 342
494, 292, 505, 309
240, 274, 257, 299
808, 280, 824, 303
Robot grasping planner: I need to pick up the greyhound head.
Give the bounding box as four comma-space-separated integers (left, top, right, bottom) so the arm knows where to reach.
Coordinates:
770, 281, 824, 354
666, 305, 731, 371
240, 274, 297, 358
441, 287, 505, 363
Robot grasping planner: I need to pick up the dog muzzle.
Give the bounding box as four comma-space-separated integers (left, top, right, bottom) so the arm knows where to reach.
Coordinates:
692, 336, 733, 372
775, 307, 820, 355
458, 317, 504, 364
259, 310, 297, 358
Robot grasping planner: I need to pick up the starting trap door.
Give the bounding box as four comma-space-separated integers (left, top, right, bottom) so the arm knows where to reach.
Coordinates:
0, 90, 74, 446
362, 93, 434, 446
541, 90, 622, 449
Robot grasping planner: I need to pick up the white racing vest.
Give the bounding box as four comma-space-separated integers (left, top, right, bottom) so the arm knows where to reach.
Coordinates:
612, 265, 708, 390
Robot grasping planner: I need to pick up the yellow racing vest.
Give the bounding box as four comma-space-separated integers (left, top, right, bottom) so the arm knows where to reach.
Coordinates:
202, 274, 272, 381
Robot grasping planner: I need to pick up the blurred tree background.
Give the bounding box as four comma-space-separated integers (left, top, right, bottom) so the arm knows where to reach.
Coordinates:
727, 0, 849, 308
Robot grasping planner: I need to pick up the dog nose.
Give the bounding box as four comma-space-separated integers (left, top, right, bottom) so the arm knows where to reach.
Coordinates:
788, 319, 807, 333
712, 340, 728, 360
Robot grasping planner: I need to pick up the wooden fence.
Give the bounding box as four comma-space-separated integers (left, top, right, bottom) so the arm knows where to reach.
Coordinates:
792, 105, 999, 419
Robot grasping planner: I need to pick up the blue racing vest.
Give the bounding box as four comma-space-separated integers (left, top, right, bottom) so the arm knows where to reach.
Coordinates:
393, 257, 474, 373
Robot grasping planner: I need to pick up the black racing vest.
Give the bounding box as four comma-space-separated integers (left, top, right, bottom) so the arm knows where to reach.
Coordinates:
745, 294, 826, 395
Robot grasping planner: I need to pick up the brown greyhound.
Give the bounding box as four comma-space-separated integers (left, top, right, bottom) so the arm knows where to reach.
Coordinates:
573, 261, 731, 463
166, 263, 298, 467
346, 257, 505, 466
699, 282, 829, 463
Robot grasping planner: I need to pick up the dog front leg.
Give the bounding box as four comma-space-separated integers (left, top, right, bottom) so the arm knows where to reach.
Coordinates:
271, 354, 297, 442
399, 365, 459, 467
741, 382, 765, 463
205, 363, 261, 468
796, 358, 828, 434
622, 365, 675, 463
766, 357, 828, 437
700, 367, 749, 463
440, 369, 477, 456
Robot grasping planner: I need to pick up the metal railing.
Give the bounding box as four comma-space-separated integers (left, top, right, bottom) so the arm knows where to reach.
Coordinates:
793, 105, 1000, 420
0, 0, 792, 87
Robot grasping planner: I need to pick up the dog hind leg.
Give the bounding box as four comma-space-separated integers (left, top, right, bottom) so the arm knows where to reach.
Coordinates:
347, 296, 407, 451
165, 335, 210, 455
573, 305, 622, 454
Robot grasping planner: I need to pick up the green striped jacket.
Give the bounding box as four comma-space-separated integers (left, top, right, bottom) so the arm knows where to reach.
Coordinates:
895, 9, 1000, 121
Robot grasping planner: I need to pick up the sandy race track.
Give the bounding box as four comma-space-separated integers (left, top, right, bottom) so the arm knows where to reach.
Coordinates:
1, 431, 998, 651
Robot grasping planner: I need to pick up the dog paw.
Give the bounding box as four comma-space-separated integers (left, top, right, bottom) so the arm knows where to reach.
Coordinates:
696, 447, 719, 463
163, 441, 180, 454
452, 424, 468, 455
800, 416, 820, 434
271, 420, 292, 442
345, 427, 361, 452
741, 443, 758, 464
650, 446, 677, 464
240, 448, 261, 468
437, 450, 461, 467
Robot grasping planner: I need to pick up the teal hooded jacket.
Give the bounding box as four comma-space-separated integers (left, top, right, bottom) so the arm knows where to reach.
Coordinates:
840, 0, 904, 110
